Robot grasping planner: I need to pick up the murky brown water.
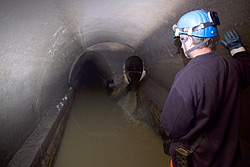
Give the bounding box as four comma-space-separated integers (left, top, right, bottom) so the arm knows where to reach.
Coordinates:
54, 88, 168, 167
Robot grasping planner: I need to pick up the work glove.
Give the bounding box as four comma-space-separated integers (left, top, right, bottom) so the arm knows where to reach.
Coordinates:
221, 30, 246, 56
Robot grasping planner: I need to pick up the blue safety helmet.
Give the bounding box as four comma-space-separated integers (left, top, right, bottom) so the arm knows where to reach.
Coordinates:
173, 10, 218, 38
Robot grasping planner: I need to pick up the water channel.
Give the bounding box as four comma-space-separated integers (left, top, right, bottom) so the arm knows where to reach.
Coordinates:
54, 87, 168, 167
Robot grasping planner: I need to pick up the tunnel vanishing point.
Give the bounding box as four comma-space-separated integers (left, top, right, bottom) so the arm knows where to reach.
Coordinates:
1, 0, 250, 166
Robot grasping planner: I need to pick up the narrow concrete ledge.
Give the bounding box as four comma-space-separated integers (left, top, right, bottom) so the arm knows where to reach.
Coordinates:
8, 88, 77, 167
137, 76, 169, 139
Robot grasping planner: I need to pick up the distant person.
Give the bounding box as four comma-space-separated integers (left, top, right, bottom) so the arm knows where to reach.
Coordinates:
160, 10, 250, 167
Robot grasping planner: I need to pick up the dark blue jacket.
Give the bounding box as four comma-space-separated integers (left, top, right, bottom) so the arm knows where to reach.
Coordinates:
160, 51, 250, 167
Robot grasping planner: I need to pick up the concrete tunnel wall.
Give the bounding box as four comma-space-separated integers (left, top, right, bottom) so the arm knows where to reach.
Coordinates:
0, 0, 250, 165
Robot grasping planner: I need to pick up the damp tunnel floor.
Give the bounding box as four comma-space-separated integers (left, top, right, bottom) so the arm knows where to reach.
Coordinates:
54, 87, 169, 167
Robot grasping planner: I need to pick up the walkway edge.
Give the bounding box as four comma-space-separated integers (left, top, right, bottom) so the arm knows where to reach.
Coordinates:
8, 88, 77, 167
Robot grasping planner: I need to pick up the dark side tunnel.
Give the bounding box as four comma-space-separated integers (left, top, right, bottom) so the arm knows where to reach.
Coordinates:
78, 52, 114, 93
125, 55, 144, 91
81, 59, 106, 88
1, 0, 250, 166
78, 54, 144, 92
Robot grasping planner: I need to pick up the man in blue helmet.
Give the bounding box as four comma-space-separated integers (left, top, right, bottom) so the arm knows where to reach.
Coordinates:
160, 10, 250, 167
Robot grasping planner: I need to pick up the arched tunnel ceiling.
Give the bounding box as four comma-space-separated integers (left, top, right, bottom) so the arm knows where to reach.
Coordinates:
76, 0, 182, 48
75, 0, 250, 51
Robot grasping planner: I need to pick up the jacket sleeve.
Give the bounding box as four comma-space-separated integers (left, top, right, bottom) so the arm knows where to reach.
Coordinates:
233, 51, 250, 89
160, 86, 194, 139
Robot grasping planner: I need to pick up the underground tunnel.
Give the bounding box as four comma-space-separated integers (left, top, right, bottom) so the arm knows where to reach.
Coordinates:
124, 55, 145, 91
1, 0, 250, 166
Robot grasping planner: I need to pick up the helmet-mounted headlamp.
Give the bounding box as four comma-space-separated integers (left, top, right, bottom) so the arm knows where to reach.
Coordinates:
172, 10, 220, 58
173, 11, 220, 38
208, 11, 220, 26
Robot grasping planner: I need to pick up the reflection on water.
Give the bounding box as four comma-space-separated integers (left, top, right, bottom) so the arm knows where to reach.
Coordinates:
54, 88, 168, 167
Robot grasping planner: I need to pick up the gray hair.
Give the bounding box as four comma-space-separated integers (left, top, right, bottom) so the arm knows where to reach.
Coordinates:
180, 35, 214, 49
